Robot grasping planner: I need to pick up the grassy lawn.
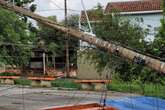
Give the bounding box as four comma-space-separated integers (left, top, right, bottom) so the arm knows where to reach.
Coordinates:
0, 73, 163, 99
14, 79, 32, 85
0, 72, 17, 76
107, 80, 165, 99
51, 78, 165, 99
51, 79, 81, 90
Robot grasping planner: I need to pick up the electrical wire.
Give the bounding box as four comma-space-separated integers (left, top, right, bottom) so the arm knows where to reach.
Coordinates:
49, 0, 63, 10
36, 8, 81, 13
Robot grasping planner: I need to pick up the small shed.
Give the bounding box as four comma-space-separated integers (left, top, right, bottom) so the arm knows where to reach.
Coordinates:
29, 48, 47, 75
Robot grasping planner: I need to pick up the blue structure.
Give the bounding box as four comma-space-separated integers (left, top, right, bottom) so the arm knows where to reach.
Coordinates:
106, 96, 165, 110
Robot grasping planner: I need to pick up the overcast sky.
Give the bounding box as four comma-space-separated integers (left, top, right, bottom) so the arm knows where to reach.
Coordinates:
34, 0, 138, 21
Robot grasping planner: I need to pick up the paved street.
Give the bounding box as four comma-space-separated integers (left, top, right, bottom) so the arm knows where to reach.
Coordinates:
0, 85, 138, 110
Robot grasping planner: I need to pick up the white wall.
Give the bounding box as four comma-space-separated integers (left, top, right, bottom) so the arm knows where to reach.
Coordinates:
123, 13, 163, 41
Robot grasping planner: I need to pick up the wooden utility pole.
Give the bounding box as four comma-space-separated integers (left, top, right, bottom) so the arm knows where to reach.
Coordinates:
64, 0, 70, 77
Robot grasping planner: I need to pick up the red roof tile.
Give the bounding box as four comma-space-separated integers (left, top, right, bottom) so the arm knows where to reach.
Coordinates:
105, 0, 161, 14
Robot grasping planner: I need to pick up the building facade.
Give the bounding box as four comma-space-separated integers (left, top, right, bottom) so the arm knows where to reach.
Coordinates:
104, 0, 163, 41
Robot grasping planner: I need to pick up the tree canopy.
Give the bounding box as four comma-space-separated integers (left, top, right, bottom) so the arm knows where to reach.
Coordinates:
82, 4, 164, 84
0, 8, 35, 67
0, 0, 36, 67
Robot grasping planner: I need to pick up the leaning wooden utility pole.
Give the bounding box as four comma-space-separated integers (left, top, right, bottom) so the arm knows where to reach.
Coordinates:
0, 0, 165, 74
64, 0, 70, 77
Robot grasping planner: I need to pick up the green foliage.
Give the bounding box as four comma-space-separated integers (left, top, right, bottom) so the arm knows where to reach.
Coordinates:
67, 15, 79, 28
107, 79, 165, 99
84, 4, 165, 85
85, 13, 147, 81
0, 72, 17, 76
14, 79, 31, 85
30, 4, 37, 12
0, 8, 35, 67
10, 0, 36, 11
37, 15, 79, 67
151, 0, 165, 59
94, 14, 146, 49
51, 79, 81, 89
37, 18, 66, 56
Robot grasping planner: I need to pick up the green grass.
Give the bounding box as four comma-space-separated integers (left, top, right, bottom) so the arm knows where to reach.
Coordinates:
0, 72, 17, 76
51, 79, 81, 90
14, 79, 32, 85
107, 80, 165, 99
10, 76, 165, 99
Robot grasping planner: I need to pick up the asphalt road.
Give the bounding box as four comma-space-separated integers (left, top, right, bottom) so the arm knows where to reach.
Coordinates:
0, 85, 138, 110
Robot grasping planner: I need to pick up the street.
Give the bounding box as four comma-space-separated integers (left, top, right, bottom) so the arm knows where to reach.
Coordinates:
0, 85, 137, 110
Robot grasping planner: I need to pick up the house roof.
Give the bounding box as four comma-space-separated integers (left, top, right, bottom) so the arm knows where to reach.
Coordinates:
80, 0, 162, 22
105, 0, 161, 14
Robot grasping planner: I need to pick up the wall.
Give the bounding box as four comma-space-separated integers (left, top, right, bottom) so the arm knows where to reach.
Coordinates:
122, 13, 163, 41
77, 51, 111, 80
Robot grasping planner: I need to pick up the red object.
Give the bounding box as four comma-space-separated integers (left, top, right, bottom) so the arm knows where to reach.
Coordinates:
28, 77, 56, 81
105, 0, 161, 13
0, 76, 20, 79
43, 103, 117, 110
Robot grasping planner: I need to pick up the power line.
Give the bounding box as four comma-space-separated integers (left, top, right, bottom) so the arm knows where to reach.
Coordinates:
36, 8, 81, 13
50, 0, 63, 10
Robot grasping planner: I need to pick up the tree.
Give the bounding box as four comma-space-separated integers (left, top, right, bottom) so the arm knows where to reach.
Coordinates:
83, 5, 163, 84
151, 0, 165, 59
0, 8, 35, 67
37, 15, 79, 70
67, 15, 79, 28
0, 0, 37, 69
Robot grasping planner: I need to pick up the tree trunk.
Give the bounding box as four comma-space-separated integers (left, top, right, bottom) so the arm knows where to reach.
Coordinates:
52, 54, 56, 69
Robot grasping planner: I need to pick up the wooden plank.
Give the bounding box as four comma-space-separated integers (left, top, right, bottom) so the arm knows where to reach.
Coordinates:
28, 77, 55, 81
0, 76, 20, 79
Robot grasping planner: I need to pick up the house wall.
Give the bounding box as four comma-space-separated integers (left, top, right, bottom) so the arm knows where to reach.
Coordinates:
77, 52, 111, 80
121, 13, 163, 41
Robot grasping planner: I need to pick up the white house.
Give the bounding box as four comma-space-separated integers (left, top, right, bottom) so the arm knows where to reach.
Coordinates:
104, 0, 163, 41
80, 0, 163, 41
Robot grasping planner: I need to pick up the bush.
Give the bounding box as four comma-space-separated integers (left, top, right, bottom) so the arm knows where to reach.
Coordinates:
107, 80, 141, 93
51, 79, 81, 89
107, 79, 165, 99
0, 72, 17, 76
14, 79, 31, 85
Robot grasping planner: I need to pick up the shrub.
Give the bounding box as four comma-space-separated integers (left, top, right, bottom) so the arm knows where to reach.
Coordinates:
0, 72, 17, 76
14, 79, 31, 85
107, 79, 165, 99
51, 79, 81, 89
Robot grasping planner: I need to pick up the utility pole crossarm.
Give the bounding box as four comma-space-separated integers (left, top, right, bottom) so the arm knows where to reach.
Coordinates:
0, 0, 165, 74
